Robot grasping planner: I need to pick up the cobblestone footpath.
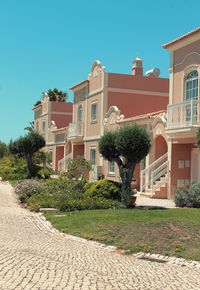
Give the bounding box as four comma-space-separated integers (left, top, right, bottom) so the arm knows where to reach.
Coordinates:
0, 182, 200, 290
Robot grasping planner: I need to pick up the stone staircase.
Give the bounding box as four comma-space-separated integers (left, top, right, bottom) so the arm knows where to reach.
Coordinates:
58, 152, 72, 171
140, 153, 168, 198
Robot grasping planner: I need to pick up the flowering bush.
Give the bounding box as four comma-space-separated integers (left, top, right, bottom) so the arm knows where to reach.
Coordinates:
14, 179, 43, 203
27, 192, 120, 212
14, 177, 120, 212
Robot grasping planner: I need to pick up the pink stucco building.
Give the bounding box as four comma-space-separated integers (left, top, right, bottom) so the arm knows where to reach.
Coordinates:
32, 93, 73, 170
33, 27, 200, 199
68, 57, 169, 187
162, 27, 200, 198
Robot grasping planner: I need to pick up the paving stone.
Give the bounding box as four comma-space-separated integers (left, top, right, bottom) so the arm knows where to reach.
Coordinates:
0, 182, 200, 289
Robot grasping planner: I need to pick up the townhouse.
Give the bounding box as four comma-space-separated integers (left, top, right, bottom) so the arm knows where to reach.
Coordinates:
162, 26, 200, 198
68, 57, 169, 186
33, 26, 200, 200
32, 92, 73, 170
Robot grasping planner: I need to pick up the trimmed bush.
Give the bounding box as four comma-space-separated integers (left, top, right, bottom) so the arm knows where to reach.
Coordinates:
14, 179, 43, 203
85, 179, 121, 201
174, 181, 200, 208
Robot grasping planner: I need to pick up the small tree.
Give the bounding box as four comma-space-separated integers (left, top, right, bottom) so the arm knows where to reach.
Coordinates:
33, 151, 52, 167
67, 156, 92, 180
99, 124, 151, 207
9, 131, 45, 178
0, 141, 9, 159
47, 88, 68, 102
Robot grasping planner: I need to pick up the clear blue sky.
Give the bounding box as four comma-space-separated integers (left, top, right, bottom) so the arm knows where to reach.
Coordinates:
0, 0, 199, 143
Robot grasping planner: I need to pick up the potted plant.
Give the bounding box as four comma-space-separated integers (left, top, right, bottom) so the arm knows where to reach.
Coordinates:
131, 189, 137, 206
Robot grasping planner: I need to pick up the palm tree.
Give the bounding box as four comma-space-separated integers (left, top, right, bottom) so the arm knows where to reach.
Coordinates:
47, 88, 68, 102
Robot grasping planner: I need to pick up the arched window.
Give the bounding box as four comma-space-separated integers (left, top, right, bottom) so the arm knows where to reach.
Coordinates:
185, 70, 198, 101
78, 105, 82, 122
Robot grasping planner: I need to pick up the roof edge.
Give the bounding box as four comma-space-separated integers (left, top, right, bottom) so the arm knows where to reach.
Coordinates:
162, 26, 200, 49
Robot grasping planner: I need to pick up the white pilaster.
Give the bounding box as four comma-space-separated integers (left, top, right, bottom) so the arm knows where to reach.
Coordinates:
167, 138, 172, 199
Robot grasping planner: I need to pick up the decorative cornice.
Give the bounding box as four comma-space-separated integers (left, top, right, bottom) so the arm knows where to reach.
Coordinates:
104, 106, 124, 125
175, 52, 200, 68
152, 114, 167, 129
90, 60, 104, 72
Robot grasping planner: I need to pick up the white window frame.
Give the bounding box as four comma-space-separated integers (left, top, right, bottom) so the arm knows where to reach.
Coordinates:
49, 150, 53, 165
90, 147, 96, 165
91, 102, 97, 123
184, 70, 198, 101
108, 161, 115, 175
78, 104, 82, 122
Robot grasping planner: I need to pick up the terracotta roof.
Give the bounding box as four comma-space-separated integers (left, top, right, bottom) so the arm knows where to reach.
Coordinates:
70, 79, 88, 90
162, 26, 200, 49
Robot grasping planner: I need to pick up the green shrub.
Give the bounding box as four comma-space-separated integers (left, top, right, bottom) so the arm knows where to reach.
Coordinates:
0, 156, 27, 180
27, 194, 57, 211
174, 181, 200, 208
85, 179, 121, 201
14, 179, 43, 203
14, 176, 121, 212
37, 167, 52, 179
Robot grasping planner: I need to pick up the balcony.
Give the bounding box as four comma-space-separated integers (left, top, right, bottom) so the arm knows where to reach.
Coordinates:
167, 100, 200, 131
68, 121, 83, 141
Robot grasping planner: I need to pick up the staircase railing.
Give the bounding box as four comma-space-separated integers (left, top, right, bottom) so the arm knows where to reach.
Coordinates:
151, 160, 169, 194
58, 152, 73, 171
140, 153, 168, 194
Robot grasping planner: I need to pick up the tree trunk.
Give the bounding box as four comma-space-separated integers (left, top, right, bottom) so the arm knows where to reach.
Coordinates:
26, 155, 35, 179
118, 162, 136, 207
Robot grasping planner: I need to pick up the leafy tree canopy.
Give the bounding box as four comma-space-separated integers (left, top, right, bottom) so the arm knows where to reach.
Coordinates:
0, 141, 9, 159
99, 124, 151, 207
9, 131, 45, 178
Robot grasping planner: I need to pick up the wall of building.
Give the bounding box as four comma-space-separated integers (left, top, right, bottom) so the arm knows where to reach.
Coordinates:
73, 144, 84, 159
107, 91, 168, 118
107, 73, 169, 92
51, 114, 72, 129
55, 146, 64, 171
170, 143, 192, 195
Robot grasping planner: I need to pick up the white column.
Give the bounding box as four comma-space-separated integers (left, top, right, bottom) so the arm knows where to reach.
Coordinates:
167, 138, 172, 199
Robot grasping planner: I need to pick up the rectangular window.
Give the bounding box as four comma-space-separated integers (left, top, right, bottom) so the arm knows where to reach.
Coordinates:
91, 103, 97, 122
90, 148, 96, 165
108, 161, 115, 174
49, 150, 53, 164
42, 120, 46, 133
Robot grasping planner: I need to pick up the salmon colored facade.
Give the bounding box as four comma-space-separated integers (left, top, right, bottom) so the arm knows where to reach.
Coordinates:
162, 27, 200, 198
32, 93, 73, 170
68, 58, 169, 185
32, 27, 200, 200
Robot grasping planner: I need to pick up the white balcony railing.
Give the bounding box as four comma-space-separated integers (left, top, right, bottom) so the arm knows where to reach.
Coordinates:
68, 121, 83, 139
167, 99, 200, 129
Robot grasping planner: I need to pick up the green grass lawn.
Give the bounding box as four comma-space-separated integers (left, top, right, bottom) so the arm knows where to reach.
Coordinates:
44, 208, 200, 261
